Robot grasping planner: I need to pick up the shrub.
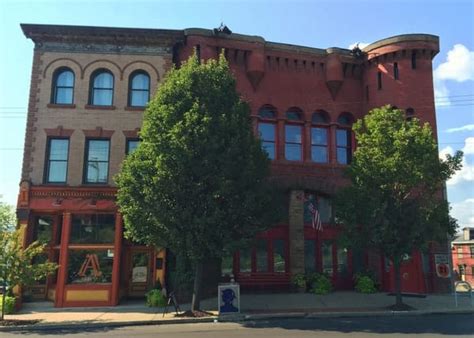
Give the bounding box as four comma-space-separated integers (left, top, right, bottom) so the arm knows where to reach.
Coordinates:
145, 289, 167, 307
0, 295, 16, 314
354, 273, 377, 294
291, 273, 307, 290
310, 274, 332, 295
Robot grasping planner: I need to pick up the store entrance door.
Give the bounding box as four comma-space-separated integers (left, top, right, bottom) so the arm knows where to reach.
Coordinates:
128, 249, 153, 297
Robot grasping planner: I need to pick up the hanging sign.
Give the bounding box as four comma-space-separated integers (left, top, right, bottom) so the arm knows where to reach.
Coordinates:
434, 254, 451, 278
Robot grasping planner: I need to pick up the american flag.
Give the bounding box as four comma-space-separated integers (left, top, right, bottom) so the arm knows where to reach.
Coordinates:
308, 200, 323, 231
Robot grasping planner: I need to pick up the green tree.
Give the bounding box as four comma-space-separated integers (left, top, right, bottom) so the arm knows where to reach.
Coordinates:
335, 106, 462, 310
116, 53, 278, 312
0, 201, 57, 320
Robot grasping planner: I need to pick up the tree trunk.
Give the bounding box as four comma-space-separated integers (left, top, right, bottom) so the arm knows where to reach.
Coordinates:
393, 259, 403, 307
191, 260, 204, 311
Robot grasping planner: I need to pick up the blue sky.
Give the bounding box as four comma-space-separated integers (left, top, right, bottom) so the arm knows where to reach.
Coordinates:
0, 0, 473, 229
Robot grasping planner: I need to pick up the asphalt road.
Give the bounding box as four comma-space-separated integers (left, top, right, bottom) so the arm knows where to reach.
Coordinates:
2, 314, 474, 337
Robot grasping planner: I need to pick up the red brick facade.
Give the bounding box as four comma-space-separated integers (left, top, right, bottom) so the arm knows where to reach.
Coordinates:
17, 24, 450, 307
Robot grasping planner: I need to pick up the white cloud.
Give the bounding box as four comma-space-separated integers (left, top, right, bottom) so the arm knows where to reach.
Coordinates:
433, 44, 474, 107
446, 124, 474, 133
451, 198, 474, 229
440, 139, 474, 186
463, 137, 474, 155
439, 145, 454, 159
434, 44, 474, 82
348, 42, 369, 50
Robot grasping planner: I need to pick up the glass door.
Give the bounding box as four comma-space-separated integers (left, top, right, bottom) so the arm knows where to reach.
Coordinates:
129, 250, 152, 297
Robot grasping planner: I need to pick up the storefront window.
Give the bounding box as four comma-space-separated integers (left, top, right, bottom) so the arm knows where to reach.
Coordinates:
70, 214, 115, 244
33, 216, 53, 244
337, 247, 348, 277
273, 239, 285, 272
322, 241, 333, 275
256, 239, 268, 272
239, 250, 251, 273
304, 240, 316, 273
67, 250, 114, 284
131, 252, 148, 283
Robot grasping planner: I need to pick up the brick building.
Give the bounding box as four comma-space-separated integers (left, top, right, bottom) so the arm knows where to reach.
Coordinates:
17, 24, 451, 307
452, 228, 474, 284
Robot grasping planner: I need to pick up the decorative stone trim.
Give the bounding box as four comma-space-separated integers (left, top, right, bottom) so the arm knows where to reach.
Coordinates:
31, 186, 117, 200
82, 127, 114, 138
84, 105, 116, 110
47, 103, 76, 109
44, 126, 75, 137
122, 128, 140, 138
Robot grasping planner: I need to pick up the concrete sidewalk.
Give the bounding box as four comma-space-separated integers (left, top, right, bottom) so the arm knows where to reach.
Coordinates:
2, 291, 473, 331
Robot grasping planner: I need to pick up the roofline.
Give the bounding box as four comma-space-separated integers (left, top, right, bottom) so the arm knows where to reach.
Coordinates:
363, 33, 439, 52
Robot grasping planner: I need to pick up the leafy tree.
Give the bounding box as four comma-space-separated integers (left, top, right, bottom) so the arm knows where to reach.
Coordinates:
335, 106, 462, 309
0, 201, 57, 320
116, 53, 278, 312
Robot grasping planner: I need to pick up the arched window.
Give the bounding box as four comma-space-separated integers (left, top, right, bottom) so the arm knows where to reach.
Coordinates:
52, 68, 74, 104
336, 113, 353, 165
129, 71, 150, 107
406, 107, 415, 121
311, 111, 330, 163
90, 69, 114, 106
285, 108, 303, 161
257, 105, 277, 160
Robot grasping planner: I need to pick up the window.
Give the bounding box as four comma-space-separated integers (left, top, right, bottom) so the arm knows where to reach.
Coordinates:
67, 250, 114, 284
256, 239, 268, 272
129, 71, 150, 107
258, 123, 276, 159
394, 62, 399, 80
45, 138, 69, 183
90, 70, 114, 106
126, 139, 140, 155
377, 71, 382, 90
304, 193, 332, 224
285, 110, 303, 161
322, 241, 333, 276
273, 239, 286, 272
311, 111, 329, 163
70, 214, 115, 244
52, 68, 74, 104
457, 247, 463, 259
258, 106, 277, 159
336, 114, 353, 165
470, 245, 474, 258
85, 139, 110, 184
411, 51, 417, 69
239, 250, 251, 273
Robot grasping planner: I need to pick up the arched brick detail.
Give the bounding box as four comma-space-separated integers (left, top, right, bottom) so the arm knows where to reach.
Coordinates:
122, 61, 160, 82
43, 58, 83, 79
82, 59, 122, 79
82, 127, 115, 138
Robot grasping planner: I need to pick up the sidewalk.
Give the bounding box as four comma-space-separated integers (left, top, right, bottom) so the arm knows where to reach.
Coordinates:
2, 291, 473, 331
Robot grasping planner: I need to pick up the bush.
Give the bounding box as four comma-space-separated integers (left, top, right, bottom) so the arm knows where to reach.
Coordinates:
291, 273, 306, 290
354, 273, 377, 294
310, 274, 332, 295
0, 295, 16, 314
145, 289, 167, 307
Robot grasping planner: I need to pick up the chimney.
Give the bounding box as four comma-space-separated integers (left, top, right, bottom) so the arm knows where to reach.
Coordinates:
463, 227, 471, 241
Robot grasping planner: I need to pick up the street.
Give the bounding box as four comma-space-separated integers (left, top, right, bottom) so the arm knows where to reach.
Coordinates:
2, 314, 473, 337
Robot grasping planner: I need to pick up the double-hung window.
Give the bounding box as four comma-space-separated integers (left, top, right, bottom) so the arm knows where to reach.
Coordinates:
126, 139, 140, 155
129, 71, 150, 107
85, 139, 110, 184
285, 109, 303, 161
336, 114, 353, 165
257, 106, 277, 160
45, 138, 69, 183
52, 68, 74, 104
311, 111, 329, 163
90, 70, 114, 106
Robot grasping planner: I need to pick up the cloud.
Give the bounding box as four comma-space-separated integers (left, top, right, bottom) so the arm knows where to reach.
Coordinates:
348, 42, 369, 50
433, 44, 474, 107
463, 137, 474, 155
434, 44, 474, 82
451, 198, 474, 229
446, 124, 474, 133
440, 140, 474, 186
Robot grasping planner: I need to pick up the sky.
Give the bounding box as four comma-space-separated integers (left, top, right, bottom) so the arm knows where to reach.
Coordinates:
0, 0, 473, 230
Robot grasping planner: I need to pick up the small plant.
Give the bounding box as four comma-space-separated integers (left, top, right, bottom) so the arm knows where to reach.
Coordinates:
145, 289, 167, 307
354, 272, 377, 294
291, 273, 307, 290
0, 295, 15, 314
310, 273, 332, 295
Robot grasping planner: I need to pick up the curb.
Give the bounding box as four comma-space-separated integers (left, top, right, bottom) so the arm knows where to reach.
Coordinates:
1, 308, 473, 332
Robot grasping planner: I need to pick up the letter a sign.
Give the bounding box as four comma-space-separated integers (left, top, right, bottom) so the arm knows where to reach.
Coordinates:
78, 254, 102, 277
